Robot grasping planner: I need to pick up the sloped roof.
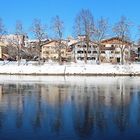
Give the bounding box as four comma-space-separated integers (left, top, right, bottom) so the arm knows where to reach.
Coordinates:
101, 37, 132, 45
42, 40, 67, 47
70, 40, 98, 46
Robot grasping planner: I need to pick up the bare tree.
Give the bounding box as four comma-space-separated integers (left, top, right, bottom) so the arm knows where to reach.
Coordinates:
94, 17, 108, 64
113, 16, 131, 64
15, 21, 26, 61
51, 15, 64, 64
0, 18, 6, 41
8, 21, 26, 65
6, 21, 26, 64
73, 9, 94, 63
31, 19, 47, 64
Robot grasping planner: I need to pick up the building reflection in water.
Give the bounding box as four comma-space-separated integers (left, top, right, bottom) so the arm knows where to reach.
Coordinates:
0, 77, 140, 139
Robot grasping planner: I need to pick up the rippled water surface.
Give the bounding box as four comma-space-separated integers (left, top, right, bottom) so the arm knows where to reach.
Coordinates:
0, 76, 140, 140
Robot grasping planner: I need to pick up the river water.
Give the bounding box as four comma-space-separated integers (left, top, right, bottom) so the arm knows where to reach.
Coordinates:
0, 76, 140, 140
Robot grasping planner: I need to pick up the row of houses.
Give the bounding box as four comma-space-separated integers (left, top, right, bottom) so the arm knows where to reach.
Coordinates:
0, 35, 139, 64
41, 36, 138, 64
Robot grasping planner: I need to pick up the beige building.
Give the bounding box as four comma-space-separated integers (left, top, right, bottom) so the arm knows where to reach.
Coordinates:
0, 42, 8, 59
41, 40, 71, 61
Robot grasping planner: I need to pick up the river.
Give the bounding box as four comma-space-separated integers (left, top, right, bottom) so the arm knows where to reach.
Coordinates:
0, 76, 140, 140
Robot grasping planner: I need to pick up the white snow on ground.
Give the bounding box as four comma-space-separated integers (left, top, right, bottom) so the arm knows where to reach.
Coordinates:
0, 61, 140, 75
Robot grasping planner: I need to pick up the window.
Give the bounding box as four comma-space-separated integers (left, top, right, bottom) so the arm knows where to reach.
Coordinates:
115, 51, 120, 54
93, 51, 97, 53
45, 51, 49, 54
101, 51, 105, 54
77, 57, 84, 60
91, 57, 96, 60
77, 50, 83, 54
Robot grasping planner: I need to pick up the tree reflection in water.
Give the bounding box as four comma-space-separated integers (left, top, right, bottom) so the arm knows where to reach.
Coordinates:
51, 86, 64, 134
0, 77, 139, 139
72, 96, 94, 138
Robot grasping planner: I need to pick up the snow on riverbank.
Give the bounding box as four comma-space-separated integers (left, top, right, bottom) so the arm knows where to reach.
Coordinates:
0, 62, 140, 75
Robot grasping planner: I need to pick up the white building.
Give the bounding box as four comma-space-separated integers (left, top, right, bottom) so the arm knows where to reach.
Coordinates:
70, 41, 98, 63
101, 37, 132, 64
69, 36, 98, 63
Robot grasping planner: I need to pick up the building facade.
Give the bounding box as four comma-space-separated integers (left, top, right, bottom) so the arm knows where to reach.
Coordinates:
70, 40, 98, 63
41, 40, 71, 61
0, 42, 8, 59
101, 37, 132, 64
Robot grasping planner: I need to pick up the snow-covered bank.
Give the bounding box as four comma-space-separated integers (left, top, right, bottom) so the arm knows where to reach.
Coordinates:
0, 63, 140, 76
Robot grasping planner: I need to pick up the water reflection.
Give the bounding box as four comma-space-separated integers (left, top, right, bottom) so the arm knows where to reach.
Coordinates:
0, 76, 140, 139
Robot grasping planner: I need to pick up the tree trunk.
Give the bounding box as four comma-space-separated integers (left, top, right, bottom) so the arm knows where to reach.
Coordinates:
59, 49, 62, 64
17, 47, 20, 66
84, 48, 88, 64
121, 49, 124, 65
97, 44, 101, 64
85, 37, 89, 64
38, 42, 41, 65
74, 47, 76, 63
58, 42, 62, 64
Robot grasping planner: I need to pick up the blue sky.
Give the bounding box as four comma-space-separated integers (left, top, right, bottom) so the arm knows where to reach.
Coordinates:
0, 0, 140, 40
